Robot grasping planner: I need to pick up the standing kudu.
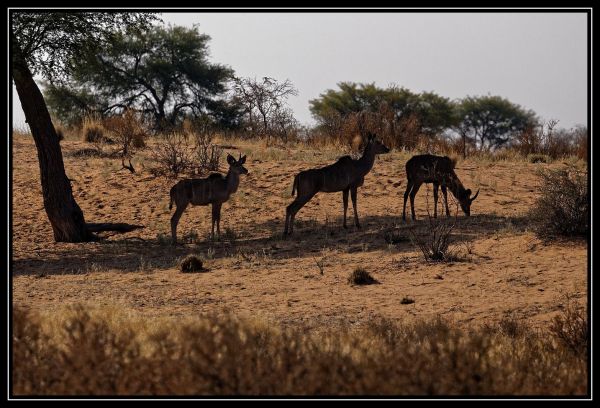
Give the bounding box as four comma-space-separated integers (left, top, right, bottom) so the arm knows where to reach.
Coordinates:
284, 133, 390, 235
402, 154, 479, 221
169, 153, 248, 244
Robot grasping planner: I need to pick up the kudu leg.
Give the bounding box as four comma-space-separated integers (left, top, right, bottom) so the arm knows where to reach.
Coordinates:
342, 189, 349, 229
351, 187, 360, 228
212, 203, 222, 240
402, 181, 413, 222
433, 182, 439, 218
441, 185, 450, 217
285, 194, 315, 235
409, 182, 422, 221
170, 202, 189, 245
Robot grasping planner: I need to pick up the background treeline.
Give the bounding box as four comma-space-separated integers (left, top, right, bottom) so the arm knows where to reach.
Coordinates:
43, 24, 587, 161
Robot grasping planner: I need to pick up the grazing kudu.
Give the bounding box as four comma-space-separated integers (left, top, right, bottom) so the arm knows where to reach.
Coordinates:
402, 154, 479, 221
169, 153, 248, 244
284, 133, 390, 235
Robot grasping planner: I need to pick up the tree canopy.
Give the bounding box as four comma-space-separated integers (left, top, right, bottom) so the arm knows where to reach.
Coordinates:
309, 82, 456, 141
12, 12, 157, 80
44, 24, 235, 130
456, 95, 538, 150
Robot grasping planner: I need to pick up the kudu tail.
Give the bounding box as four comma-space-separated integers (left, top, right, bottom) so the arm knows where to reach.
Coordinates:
291, 174, 299, 196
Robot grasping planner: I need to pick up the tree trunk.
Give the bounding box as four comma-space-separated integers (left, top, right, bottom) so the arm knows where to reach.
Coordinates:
12, 44, 93, 242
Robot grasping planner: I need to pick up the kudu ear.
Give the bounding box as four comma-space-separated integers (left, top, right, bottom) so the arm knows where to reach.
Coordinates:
470, 189, 480, 202
239, 155, 246, 164
227, 154, 235, 165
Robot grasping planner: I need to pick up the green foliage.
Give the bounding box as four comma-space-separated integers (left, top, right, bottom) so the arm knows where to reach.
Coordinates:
44, 25, 237, 131
308, 82, 456, 149
456, 95, 537, 151
44, 85, 100, 127
11, 12, 158, 80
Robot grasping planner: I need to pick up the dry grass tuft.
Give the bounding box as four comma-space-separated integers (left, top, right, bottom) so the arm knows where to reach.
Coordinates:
348, 267, 378, 285
82, 115, 110, 144
179, 255, 205, 273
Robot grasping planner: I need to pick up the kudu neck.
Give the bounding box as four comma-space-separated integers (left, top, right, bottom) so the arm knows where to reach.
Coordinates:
357, 143, 376, 174
225, 168, 241, 194
448, 173, 466, 198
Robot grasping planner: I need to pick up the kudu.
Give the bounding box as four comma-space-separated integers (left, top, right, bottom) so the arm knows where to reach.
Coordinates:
402, 154, 479, 221
169, 153, 248, 244
284, 133, 390, 235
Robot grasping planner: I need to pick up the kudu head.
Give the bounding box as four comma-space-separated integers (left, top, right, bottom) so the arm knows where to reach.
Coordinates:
365, 132, 391, 155
227, 153, 249, 175
458, 188, 480, 216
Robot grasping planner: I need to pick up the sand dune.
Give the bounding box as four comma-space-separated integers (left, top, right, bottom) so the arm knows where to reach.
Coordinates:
12, 137, 587, 329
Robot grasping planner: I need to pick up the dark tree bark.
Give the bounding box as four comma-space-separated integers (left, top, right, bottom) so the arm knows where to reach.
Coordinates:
12, 39, 93, 242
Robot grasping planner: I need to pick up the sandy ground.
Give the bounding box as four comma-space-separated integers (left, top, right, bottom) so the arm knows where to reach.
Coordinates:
11, 136, 587, 328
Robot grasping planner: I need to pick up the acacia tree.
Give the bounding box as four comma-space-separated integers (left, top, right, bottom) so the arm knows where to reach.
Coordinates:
309, 82, 456, 148
44, 25, 234, 131
233, 77, 298, 143
456, 95, 537, 151
11, 11, 157, 242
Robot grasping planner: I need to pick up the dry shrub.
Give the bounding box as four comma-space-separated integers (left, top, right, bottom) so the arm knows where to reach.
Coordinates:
102, 110, 148, 154
314, 108, 422, 152
549, 295, 588, 358
12, 305, 587, 395
408, 217, 457, 262
192, 126, 222, 174
149, 132, 195, 178
516, 121, 588, 161
348, 267, 378, 285
529, 167, 588, 239
179, 255, 204, 273
496, 314, 528, 339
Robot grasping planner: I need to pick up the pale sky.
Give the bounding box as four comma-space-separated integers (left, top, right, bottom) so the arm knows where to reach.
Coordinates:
12, 11, 589, 129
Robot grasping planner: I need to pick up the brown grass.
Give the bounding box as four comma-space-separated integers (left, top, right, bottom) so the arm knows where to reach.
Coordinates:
12, 305, 587, 396
82, 115, 109, 144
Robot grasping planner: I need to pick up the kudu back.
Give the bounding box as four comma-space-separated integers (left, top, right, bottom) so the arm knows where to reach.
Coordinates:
402, 154, 479, 221
284, 133, 390, 235
169, 153, 248, 244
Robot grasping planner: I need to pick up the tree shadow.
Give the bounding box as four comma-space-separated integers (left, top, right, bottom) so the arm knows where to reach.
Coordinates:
11, 213, 533, 276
